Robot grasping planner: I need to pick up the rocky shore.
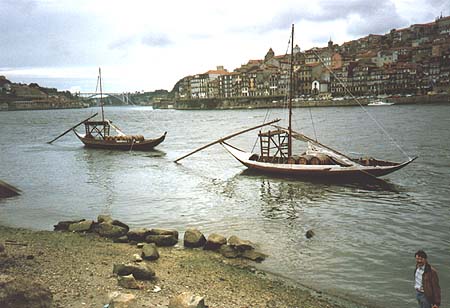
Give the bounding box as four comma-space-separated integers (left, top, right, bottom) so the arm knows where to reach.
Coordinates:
0, 216, 354, 308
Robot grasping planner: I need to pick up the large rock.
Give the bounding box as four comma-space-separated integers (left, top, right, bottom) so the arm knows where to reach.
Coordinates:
150, 228, 179, 239
113, 236, 129, 243
113, 263, 137, 276
168, 291, 206, 308
218, 245, 240, 258
129, 263, 155, 280
118, 274, 140, 289
145, 234, 178, 247
204, 233, 227, 251
127, 228, 152, 242
68, 220, 94, 232
112, 220, 129, 231
53, 219, 85, 231
0, 274, 53, 307
97, 215, 129, 230
305, 229, 315, 239
108, 292, 137, 308
141, 243, 159, 261
113, 263, 155, 280
183, 228, 206, 248
241, 250, 267, 262
94, 222, 128, 238
97, 214, 113, 224
228, 235, 256, 251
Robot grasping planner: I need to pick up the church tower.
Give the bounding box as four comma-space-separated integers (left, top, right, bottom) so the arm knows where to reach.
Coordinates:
264, 48, 275, 61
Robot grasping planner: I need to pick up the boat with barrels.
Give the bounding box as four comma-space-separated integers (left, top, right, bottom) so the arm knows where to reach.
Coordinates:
73, 118, 166, 151
48, 68, 166, 151
175, 24, 416, 181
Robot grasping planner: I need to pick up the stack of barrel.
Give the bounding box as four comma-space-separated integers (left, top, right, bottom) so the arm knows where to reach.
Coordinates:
288, 153, 331, 165
104, 135, 145, 142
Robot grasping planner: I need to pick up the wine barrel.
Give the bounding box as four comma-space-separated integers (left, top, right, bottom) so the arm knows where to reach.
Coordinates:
288, 155, 300, 164
309, 154, 331, 165
298, 155, 313, 165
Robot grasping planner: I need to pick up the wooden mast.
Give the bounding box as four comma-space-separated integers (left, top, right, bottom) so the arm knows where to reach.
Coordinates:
99, 67, 105, 122
288, 24, 294, 158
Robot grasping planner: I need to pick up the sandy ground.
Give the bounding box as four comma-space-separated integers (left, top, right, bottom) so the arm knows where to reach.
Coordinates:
0, 225, 348, 308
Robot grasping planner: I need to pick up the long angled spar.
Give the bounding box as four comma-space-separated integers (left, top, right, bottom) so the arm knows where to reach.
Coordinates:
47, 113, 98, 144
174, 119, 280, 163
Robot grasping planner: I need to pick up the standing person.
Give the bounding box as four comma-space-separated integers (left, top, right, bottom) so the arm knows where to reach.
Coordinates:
414, 250, 441, 308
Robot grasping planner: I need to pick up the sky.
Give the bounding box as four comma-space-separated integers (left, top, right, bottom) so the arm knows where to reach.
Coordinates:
0, 0, 449, 93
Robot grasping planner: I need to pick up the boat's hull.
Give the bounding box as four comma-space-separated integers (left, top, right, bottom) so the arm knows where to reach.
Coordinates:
0, 179, 21, 198
74, 131, 166, 151
221, 142, 415, 180
368, 101, 394, 106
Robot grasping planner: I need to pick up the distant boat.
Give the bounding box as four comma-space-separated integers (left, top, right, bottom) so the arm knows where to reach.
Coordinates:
175, 25, 416, 181
48, 68, 166, 150
368, 100, 394, 106
73, 119, 166, 151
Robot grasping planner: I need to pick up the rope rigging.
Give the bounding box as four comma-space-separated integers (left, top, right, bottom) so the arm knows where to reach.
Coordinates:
309, 48, 412, 160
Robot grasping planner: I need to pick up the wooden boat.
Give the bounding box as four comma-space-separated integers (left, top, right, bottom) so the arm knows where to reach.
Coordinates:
72, 119, 166, 151
48, 68, 166, 151
175, 25, 416, 181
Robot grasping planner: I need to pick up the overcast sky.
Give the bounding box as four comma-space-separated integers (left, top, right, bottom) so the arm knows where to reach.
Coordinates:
0, 0, 448, 93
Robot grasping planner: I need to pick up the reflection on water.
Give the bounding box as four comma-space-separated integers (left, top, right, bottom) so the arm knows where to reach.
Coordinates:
1, 105, 449, 308
257, 179, 325, 221
77, 149, 118, 211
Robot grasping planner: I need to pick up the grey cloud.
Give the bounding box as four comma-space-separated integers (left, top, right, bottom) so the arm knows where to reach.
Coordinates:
0, 1, 108, 68
253, 0, 408, 37
319, 0, 409, 36
141, 33, 173, 47
109, 36, 138, 50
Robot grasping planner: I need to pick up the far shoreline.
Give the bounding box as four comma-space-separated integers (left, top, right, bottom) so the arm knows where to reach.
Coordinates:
1, 93, 448, 112
154, 93, 450, 110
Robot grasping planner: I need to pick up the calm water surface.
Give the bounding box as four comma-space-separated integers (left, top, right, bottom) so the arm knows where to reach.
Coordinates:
1, 104, 449, 308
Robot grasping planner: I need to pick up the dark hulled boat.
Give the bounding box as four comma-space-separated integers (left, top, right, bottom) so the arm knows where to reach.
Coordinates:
49, 68, 166, 151
176, 24, 416, 182
73, 119, 166, 151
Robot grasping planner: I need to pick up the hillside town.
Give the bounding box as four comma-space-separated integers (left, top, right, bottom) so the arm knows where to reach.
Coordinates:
174, 15, 450, 101
2, 15, 449, 111
0, 76, 86, 111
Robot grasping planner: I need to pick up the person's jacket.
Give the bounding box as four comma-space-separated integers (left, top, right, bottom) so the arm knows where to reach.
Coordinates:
416, 263, 441, 306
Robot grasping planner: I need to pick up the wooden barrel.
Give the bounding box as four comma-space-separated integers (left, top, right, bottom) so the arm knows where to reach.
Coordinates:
309, 154, 331, 165
288, 155, 300, 164
298, 155, 313, 165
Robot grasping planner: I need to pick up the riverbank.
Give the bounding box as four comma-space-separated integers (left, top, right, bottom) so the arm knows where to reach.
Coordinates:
153, 93, 449, 110
0, 224, 367, 308
0, 99, 88, 111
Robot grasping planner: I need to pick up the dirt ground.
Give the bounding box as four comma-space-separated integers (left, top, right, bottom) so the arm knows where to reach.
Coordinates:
0, 225, 346, 308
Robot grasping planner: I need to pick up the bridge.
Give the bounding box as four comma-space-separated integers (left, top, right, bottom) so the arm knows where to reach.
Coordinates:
77, 92, 136, 105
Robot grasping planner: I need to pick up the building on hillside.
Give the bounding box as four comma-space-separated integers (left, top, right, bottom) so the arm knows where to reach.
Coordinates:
175, 14, 450, 100
0, 76, 12, 93
189, 66, 228, 99
175, 76, 192, 99
218, 72, 234, 98
374, 50, 399, 67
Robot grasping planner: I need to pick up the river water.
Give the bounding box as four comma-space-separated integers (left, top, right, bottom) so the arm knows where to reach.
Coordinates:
1, 103, 449, 307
